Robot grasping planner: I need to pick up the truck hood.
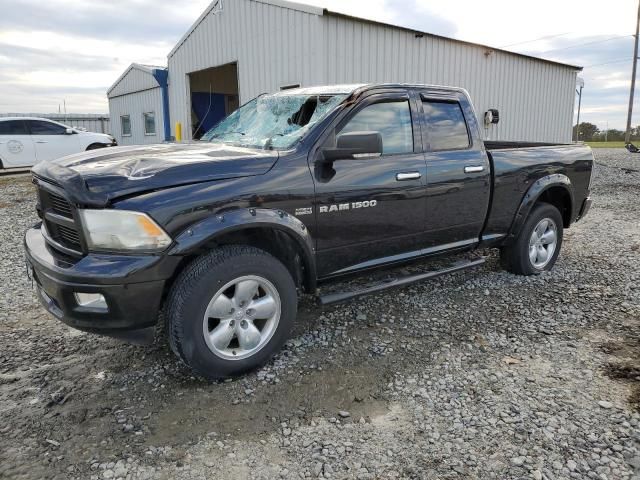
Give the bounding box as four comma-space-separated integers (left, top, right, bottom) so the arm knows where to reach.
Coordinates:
32, 143, 279, 206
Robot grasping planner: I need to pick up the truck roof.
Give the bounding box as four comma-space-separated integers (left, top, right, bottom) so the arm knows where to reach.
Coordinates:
270, 83, 470, 99
272, 84, 369, 96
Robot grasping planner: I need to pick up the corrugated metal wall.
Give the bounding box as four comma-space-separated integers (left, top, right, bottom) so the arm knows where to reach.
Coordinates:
167, 0, 578, 143
168, 0, 323, 140
108, 88, 164, 145
321, 15, 577, 143
0, 113, 110, 134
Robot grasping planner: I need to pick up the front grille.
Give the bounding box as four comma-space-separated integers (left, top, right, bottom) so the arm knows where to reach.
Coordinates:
35, 176, 84, 256
49, 192, 73, 218
33, 174, 62, 188
57, 225, 82, 250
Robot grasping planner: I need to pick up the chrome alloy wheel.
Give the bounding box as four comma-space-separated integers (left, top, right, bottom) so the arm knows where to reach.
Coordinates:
202, 275, 281, 360
528, 218, 558, 269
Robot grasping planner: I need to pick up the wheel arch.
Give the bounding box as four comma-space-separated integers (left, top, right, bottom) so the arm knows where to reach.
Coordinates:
86, 143, 108, 151
508, 174, 574, 241
169, 208, 317, 294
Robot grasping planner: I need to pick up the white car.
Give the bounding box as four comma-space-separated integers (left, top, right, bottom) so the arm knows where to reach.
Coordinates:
0, 117, 116, 169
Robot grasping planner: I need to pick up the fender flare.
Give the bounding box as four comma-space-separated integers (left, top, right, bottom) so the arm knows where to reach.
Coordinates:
508, 174, 574, 239
169, 208, 317, 289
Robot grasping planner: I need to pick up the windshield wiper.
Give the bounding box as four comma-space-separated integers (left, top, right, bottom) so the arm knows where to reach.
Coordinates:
264, 133, 285, 150
207, 130, 246, 141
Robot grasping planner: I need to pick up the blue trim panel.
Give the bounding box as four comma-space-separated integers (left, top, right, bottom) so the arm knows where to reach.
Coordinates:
152, 69, 171, 142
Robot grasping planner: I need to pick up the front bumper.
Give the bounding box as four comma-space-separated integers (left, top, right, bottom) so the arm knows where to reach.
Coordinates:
24, 225, 180, 333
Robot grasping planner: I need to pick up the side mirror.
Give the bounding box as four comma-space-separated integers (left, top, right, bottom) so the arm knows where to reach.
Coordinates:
319, 131, 383, 162
64, 128, 74, 135
484, 109, 500, 125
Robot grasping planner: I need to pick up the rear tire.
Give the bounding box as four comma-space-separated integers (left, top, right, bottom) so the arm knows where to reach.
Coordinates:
500, 202, 564, 275
166, 245, 297, 380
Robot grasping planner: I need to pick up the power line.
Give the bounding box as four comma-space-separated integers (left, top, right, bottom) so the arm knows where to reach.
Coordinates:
539, 34, 633, 54
583, 58, 634, 68
498, 32, 571, 48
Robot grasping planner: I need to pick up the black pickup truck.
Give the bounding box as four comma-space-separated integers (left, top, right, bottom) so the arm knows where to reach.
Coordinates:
25, 84, 593, 379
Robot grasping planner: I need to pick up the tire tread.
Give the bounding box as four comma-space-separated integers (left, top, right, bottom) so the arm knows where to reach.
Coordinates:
165, 245, 295, 379
500, 202, 564, 275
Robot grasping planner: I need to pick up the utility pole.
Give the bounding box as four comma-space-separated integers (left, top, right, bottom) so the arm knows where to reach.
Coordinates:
625, 0, 640, 145
575, 77, 584, 142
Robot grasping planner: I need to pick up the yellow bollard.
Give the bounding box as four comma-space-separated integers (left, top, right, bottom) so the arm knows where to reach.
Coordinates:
175, 122, 182, 142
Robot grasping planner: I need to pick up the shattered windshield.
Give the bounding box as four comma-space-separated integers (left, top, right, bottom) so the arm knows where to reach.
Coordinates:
202, 93, 347, 150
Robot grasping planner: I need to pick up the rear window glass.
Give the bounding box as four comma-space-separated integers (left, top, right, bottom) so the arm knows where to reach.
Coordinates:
422, 99, 470, 151
0, 120, 27, 135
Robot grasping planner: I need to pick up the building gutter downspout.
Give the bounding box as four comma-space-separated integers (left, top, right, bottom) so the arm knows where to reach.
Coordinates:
152, 69, 171, 142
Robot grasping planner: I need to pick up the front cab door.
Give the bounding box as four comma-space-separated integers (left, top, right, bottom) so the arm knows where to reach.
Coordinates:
0, 119, 36, 168
311, 90, 427, 277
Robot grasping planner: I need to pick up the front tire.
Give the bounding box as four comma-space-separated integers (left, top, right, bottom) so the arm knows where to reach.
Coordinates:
166, 246, 297, 380
501, 202, 564, 275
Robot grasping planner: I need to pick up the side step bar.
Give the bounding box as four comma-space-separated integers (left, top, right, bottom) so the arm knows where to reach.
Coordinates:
319, 257, 486, 306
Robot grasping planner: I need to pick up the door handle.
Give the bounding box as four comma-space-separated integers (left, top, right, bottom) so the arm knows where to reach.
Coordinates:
464, 166, 485, 174
396, 172, 422, 181
35, 141, 48, 144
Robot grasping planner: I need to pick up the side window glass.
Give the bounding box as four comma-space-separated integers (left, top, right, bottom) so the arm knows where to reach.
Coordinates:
143, 112, 156, 135
29, 120, 66, 135
0, 120, 27, 135
422, 99, 470, 151
121, 116, 131, 136
339, 100, 413, 155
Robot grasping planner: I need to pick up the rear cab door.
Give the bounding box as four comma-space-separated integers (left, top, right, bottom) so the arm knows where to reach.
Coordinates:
27, 120, 81, 163
0, 119, 36, 168
417, 88, 491, 249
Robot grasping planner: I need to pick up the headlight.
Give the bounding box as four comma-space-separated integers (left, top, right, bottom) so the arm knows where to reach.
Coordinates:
79, 210, 172, 252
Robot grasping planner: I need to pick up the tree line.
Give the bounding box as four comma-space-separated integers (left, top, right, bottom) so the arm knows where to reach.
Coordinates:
573, 123, 637, 142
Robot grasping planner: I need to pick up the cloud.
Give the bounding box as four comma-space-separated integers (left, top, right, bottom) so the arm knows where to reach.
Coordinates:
298, 0, 636, 129
0, 0, 211, 113
0, 0, 208, 43
515, 35, 636, 129
0, 0, 636, 130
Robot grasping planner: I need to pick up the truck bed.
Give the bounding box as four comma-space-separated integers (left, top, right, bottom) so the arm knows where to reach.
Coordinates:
482, 142, 593, 242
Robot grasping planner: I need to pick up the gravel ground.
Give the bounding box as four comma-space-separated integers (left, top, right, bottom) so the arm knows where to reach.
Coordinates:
1, 149, 639, 480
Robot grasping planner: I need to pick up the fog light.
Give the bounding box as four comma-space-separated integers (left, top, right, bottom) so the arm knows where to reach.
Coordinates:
74, 292, 108, 310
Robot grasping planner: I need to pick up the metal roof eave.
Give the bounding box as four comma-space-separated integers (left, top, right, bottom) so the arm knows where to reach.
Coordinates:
166, 0, 582, 72
323, 10, 583, 72
107, 63, 167, 98
168, 0, 324, 59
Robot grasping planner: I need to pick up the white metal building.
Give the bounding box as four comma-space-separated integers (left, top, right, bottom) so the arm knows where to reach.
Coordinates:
107, 64, 170, 145
112, 0, 582, 144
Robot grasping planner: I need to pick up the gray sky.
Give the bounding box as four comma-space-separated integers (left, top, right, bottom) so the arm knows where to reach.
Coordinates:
0, 0, 636, 130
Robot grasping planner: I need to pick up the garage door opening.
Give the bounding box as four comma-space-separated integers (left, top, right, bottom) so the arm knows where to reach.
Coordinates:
189, 62, 239, 140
